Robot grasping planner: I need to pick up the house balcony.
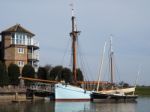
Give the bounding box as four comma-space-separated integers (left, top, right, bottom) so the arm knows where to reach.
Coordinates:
11, 39, 39, 50
27, 41, 39, 50
27, 53, 39, 61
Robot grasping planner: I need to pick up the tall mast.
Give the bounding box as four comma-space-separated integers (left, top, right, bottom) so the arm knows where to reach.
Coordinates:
110, 35, 114, 84
70, 3, 80, 82
96, 42, 107, 92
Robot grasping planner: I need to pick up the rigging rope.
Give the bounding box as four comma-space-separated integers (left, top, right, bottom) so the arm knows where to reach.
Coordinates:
77, 38, 94, 81
60, 37, 71, 67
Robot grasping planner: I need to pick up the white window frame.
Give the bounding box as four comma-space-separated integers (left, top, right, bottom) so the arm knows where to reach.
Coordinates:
15, 33, 26, 45
18, 61, 24, 67
18, 48, 24, 54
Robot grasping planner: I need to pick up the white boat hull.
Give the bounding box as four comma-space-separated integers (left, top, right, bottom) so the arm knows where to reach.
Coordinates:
55, 83, 91, 101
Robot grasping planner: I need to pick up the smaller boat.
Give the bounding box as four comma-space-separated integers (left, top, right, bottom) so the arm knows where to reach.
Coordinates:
91, 87, 138, 102
91, 37, 138, 102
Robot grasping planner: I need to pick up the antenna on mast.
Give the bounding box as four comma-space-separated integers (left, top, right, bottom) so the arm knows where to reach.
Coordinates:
70, 0, 78, 31
70, 0, 75, 17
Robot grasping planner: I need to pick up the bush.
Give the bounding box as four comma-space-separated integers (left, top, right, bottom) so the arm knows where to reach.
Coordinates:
22, 64, 35, 86
37, 67, 47, 79
49, 66, 63, 81
0, 61, 9, 86
62, 68, 73, 83
77, 68, 84, 81
8, 63, 20, 86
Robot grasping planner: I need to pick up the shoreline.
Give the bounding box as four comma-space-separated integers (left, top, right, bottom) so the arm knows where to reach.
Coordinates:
0, 93, 26, 102
0, 92, 44, 102
0, 86, 150, 102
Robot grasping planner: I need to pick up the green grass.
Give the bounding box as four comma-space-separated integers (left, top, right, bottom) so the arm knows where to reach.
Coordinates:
135, 86, 150, 96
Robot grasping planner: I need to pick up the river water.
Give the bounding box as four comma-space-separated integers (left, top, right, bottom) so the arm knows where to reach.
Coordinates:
0, 97, 149, 112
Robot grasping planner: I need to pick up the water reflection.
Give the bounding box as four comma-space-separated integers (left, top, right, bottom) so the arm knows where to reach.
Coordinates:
0, 100, 55, 112
92, 103, 136, 112
56, 101, 138, 112
55, 102, 91, 112
0, 98, 149, 112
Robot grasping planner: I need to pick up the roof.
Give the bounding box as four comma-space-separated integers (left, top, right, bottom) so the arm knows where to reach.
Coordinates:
1, 24, 35, 36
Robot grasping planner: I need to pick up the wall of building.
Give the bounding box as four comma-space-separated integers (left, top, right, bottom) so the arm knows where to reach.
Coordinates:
3, 34, 15, 61
2, 34, 27, 72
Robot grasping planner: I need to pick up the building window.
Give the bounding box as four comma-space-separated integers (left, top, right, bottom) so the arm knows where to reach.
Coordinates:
18, 61, 24, 67
11, 34, 15, 44
28, 37, 31, 45
15, 33, 26, 45
18, 48, 24, 54
23, 35, 25, 44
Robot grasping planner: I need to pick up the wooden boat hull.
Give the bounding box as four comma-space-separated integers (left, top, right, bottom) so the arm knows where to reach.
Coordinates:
91, 92, 138, 103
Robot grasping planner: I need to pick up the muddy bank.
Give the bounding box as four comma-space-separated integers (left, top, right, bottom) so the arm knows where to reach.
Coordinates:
0, 94, 26, 102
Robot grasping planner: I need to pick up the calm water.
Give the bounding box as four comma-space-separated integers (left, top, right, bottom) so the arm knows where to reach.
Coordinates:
0, 97, 149, 112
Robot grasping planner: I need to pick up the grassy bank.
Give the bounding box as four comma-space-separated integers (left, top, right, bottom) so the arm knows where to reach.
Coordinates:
135, 86, 150, 96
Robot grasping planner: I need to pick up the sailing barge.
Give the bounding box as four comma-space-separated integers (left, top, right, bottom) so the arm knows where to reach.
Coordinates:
91, 88, 138, 102
20, 6, 93, 101
90, 37, 138, 102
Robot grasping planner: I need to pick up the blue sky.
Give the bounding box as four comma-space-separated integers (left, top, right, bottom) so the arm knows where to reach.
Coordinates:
0, 0, 150, 85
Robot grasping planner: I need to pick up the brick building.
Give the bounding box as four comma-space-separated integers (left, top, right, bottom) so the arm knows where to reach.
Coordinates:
0, 24, 39, 72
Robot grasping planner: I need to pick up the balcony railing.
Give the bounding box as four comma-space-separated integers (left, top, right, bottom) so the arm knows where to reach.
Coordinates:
27, 41, 39, 47
11, 39, 39, 47
28, 53, 39, 60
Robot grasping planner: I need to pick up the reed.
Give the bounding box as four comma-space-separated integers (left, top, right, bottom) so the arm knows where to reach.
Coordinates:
135, 86, 150, 96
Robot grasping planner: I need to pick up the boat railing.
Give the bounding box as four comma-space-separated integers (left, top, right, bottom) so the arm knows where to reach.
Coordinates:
29, 84, 55, 92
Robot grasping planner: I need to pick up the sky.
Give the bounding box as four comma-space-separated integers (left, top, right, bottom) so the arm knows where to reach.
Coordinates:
0, 0, 150, 85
